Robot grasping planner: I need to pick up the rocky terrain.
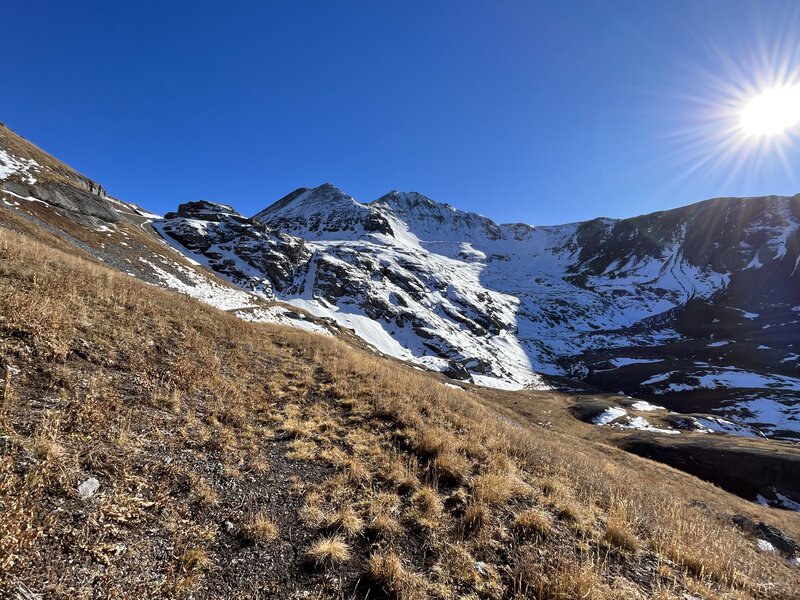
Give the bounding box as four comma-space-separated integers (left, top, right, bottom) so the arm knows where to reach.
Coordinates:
2, 120, 800, 599
155, 184, 800, 441
2, 121, 799, 510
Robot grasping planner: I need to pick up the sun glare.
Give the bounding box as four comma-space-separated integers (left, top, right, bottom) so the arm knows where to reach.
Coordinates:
740, 84, 800, 136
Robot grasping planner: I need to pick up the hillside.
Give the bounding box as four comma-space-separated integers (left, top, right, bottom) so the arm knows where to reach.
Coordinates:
4, 121, 799, 444
2, 209, 800, 598
155, 185, 800, 442
2, 121, 800, 597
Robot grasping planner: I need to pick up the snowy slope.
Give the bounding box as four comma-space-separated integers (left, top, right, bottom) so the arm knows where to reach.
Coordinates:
3, 116, 799, 438
153, 185, 800, 440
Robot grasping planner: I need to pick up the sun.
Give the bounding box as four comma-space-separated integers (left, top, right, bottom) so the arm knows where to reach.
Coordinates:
740, 84, 800, 136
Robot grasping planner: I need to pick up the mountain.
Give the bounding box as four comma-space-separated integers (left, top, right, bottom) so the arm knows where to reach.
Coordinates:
156, 184, 800, 440
6, 197, 800, 599
3, 126, 800, 599
3, 121, 800, 509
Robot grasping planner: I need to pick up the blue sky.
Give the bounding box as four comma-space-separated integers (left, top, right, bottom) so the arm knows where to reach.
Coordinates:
3, 1, 800, 224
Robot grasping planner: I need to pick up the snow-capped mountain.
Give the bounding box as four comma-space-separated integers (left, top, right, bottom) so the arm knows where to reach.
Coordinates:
155, 184, 800, 439
2, 120, 798, 441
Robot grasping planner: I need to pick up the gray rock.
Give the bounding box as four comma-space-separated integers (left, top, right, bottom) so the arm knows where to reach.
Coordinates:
77, 477, 100, 498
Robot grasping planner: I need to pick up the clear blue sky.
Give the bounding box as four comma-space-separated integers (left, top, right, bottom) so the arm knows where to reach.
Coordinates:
3, 1, 799, 224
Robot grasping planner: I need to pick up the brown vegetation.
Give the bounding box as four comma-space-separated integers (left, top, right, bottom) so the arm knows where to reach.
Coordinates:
0, 224, 798, 598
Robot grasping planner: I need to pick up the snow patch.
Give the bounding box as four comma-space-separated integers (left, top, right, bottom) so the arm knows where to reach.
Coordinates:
0, 148, 40, 184
592, 407, 627, 425
630, 400, 665, 411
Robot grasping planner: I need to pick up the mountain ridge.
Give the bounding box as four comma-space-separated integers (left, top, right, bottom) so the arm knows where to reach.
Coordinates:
2, 121, 799, 443
160, 183, 800, 440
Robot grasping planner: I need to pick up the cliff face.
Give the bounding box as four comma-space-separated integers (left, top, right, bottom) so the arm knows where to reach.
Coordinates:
0, 124, 118, 226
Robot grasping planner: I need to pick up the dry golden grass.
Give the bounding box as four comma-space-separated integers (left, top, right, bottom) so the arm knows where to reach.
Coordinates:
407, 486, 443, 529
242, 510, 278, 543
326, 506, 365, 537
307, 535, 351, 567
515, 552, 612, 599
179, 548, 213, 574
604, 502, 641, 552
433, 451, 471, 484
514, 508, 553, 538
472, 472, 515, 505
412, 426, 454, 458
462, 502, 490, 534
367, 550, 428, 600
0, 224, 798, 599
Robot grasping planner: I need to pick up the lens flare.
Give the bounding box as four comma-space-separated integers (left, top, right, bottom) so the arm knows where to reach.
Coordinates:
645, 8, 800, 195
740, 85, 800, 136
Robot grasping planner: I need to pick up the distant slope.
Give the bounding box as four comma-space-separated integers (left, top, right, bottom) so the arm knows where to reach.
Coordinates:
2, 121, 799, 440
158, 185, 800, 439
2, 213, 799, 599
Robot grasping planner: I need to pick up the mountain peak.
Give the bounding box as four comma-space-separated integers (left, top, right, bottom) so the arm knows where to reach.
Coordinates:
253, 183, 356, 222
373, 190, 504, 242
254, 184, 394, 239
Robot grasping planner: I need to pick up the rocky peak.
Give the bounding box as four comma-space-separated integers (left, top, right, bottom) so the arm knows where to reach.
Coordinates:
155, 202, 309, 297
255, 184, 394, 239
254, 183, 356, 221
165, 200, 241, 222
373, 190, 504, 243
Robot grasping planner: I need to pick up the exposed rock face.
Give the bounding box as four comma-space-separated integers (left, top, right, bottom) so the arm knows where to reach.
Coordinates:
0, 124, 118, 227
155, 185, 800, 439
155, 201, 309, 297
618, 433, 800, 511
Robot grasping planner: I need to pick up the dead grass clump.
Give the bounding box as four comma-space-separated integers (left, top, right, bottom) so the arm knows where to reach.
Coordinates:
472, 472, 515, 505
306, 535, 351, 567
286, 439, 318, 461
540, 477, 567, 499
412, 427, 454, 459
189, 476, 218, 508
408, 487, 443, 528
365, 493, 403, 538
367, 550, 428, 600
382, 455, 419, 491
30, 414, 66, 462
515, 551, 610, 599
342, 457, 370, 484
434, 451, 471, 484
514, 509, 553, 538
326, 506, 365, 536
319, 445, 348, 466
178, 547, 213, 577
370, 513, 403, 539
462, 503, 490, 534
436, 543, 498, 590
299, 504, 327, 528
552, 496, 594, 535
603, 505, 640, 552
241, 510, 278, 543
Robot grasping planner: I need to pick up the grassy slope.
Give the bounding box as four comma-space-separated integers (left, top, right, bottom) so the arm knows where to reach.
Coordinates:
0, 225, 799, 600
